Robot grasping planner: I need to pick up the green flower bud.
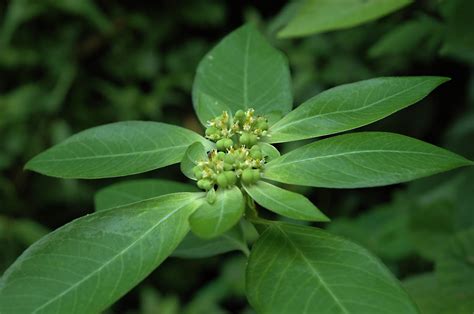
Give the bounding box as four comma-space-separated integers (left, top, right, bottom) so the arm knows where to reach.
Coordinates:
217, 151, 226, 159
223, 138, 233, 149
216, 173, 229, 188
250, 149, 262, 160
248, 134, 258, 146
240, 133, 250, 146
193, 166, 203, 179
216, 139, 226, 151
252, 169, 261, 182
235, 110, 245, 121
224, 154, 235, 164
206, 188, 217, 204
224, 171, 237, 186
224, 162, 233, 171
197, 179, 213, 191
205, 127, 219, 136
242, 169, 254, 185
257, 120, 268, 130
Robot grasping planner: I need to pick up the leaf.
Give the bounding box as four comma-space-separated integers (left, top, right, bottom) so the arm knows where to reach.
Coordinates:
94, 179, 199, 211
268, 77, 449, 143
436, 228, 474, 297
246, 222, 418, 314
180, 142, 209, 180
25, 121, 212, 179
190, 187, 245, 239
172, 224, 248, 258
264, 132, 472, 188
243, 181, 329, 221
192, 24, 292, 125
278, 0, 412, 38
257, 142, 280, 162
0, 193, 202, 313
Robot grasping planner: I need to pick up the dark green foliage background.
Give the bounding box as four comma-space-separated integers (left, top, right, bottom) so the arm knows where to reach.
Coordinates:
1, 0, 473, 313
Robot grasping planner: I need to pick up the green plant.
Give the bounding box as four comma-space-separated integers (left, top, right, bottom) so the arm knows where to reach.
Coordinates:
0, 24, 472, 314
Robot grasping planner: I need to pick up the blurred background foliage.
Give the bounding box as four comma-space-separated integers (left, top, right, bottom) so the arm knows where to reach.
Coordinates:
0, 0, 473, 313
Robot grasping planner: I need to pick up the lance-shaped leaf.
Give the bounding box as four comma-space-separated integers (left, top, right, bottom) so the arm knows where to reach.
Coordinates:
243, 181, 329, 221
246, 222, 419, 314
0, 193, 203, 313
94, 180, 247, 258
25, 121, 212, 179
264, 132, 472, 188
258, 143, 280, 162
94, 179, 199, 211
269, 77, 449, 143
278, 0, 412, 38
181, 142, 209, 180
190, 187, 245, 239
193, 24, 292, 125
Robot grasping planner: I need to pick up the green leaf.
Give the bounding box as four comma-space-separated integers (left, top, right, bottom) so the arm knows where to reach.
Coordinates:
180, 142, 209, 180
190, 187, 244, 239
172, 224, 248, 258
246, 222, 418, 314
0, 193, 202, 313
269, 77, 449, 143
265, 132, 472, 188
94, 179, 199, 211
257, 142, 280, 162
436, 228, 474, 297
243, 181, 329, 221
193, 24, 292, 125
278, 0, 412, 38
25, 121, 212, 179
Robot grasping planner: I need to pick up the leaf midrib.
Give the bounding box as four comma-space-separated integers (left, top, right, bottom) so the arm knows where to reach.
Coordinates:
268, 149, 455, 169
32, 198, 196, 313
270, 79, 430, 133
274, 224, 350, 314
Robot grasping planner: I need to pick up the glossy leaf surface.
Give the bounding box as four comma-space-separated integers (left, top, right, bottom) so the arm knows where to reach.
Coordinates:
26, 121, 211, 179
244, 181, 329, 221
193, 24, 292, 124
0, 193, 201, 313
269, 77, 449, 143
246, 222, 418, 314
265, 132, 472, 188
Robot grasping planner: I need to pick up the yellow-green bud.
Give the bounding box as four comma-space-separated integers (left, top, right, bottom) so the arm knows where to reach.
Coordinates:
224, 171, 237, 186
250, 149, 262, 160
252, 169, 261, 182
235, 110, 245, 121
206, 188, 217, 204
248, 134, 258, 146
223, 138, 233, 149
197, 179, 213, 191
206, 127, 219, 136
217, 151, 226, 159
193, 166, 203, 179
242, 169, 254, 185
216, 173, 229, 187
240, 133, 250, 146
216, 139, 226, 151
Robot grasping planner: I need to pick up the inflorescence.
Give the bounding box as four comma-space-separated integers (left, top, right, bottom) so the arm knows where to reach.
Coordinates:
193, 109, 269, 191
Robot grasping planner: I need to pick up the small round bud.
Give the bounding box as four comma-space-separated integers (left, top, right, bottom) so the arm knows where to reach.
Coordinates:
224, 171, 237, 186
216, 139, 226, 151
235, 110, 245, 121
197, 179, 213, 191
193, 166, 203, 179
217, 151, 226, 159
224, 154, 235, 164
241, 169, 254, 185
248, 134, 258, 146
223, 138, 233, 149
224, 162, 233, 171
250, 149, 262, 160
252, 169, 261, 182
257, 120, 268, 130
206, 127, 218, 136
206, 188, 217, 204
216, 173, 229, 188
240, 133, 250, 146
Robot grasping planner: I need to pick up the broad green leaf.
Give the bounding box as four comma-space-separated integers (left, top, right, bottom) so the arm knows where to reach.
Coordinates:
190, 187, 244, 239
25, 121, 212, 179
436, 228, 474, 297
278, 0, 412, 38
269, 77, 449, 143
243, 181, 329, 221
181, 142, 208, 180
265, 132, 472, 188
0, 193, 203, 313
246, 222, 418, 314
94, 179, 199, 211
257, 142, 280, 162
172, 224, 248, 258
192, 24, 292, 125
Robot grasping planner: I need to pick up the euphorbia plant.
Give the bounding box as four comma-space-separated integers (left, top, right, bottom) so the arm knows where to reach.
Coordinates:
0, 25, 472, 314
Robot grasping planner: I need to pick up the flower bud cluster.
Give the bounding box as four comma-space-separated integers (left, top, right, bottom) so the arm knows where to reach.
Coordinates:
196, 109, 270, 191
